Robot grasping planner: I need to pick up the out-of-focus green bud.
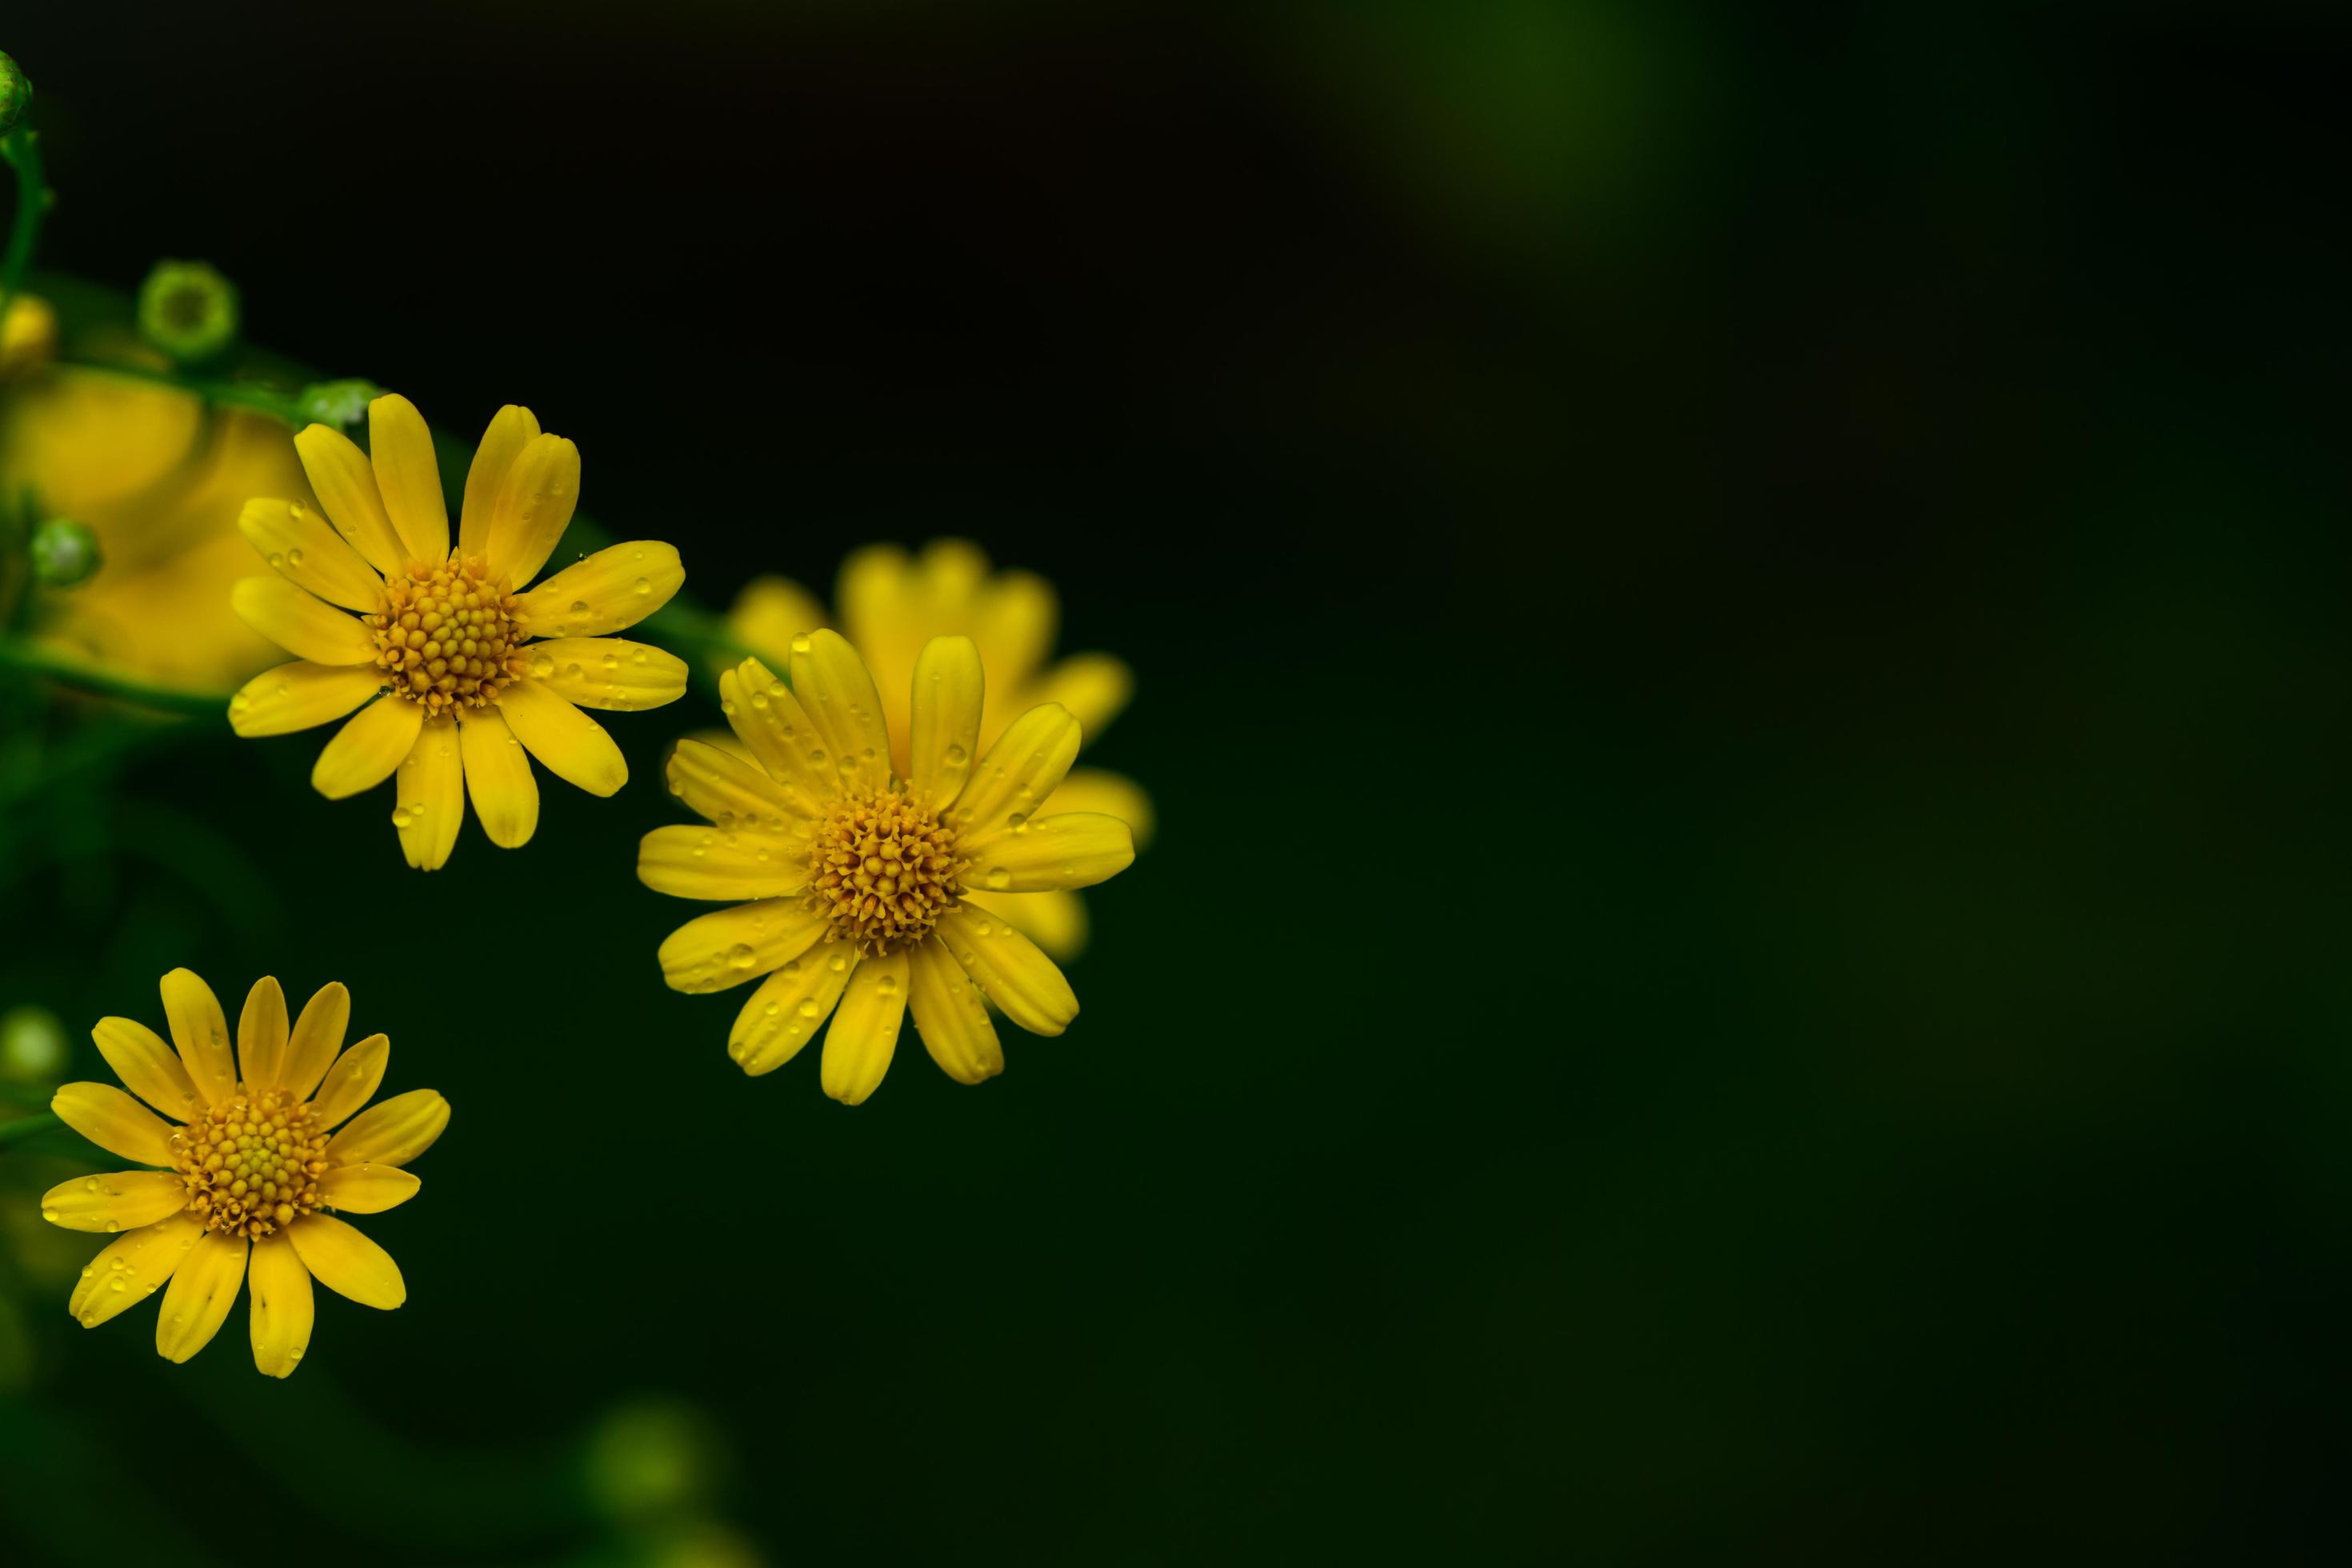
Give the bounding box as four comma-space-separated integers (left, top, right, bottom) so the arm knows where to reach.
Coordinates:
0, 1005, 68, 1083
0, 51, 30, 138
586, 1400, 724, 1523
28, 518, 100, 586
0, 292, 55, 378
295, 378, 386, 430
136, 258, 240, 364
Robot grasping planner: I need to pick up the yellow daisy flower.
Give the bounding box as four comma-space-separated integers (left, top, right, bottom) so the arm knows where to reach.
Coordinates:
227, 394, 689, 868
42, 968, 449, 1378
642, 630, 1135, 1103
723, 539, 1150, 959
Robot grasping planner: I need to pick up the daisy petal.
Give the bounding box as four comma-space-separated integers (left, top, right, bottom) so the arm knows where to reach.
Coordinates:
822, 950, 907, 1106
511, 540, 682, 637
294, 424, 407, 575
232, 577, 378, 664
70, 1213, 202, 1328
717, 660, 838, 813
319, 1162, 420, 1214
41, 1170, 189, 1233
459, 405, 541, 561
658, 898, 830, 994
985, 890, 1089, 962
247, 1230, 314, 1378
90, 1017, 200, 1120
288, 1214, 405, 1310
309, 1034, 389, 1130
484, 431, 580, 587
974, 569, 1059, 694
1046, 767, 1155, 848
728, 944, 856, 1074
932, 902, 1080, 1037
236, 976, 290, 1091
960, 812, 1134, 891
908, 934, 1004, 1083
1026, 651, 1134, 741
789, 630, 893, 796
909, 635, 982, 804
238, 498, 382, 612
367, 394, 449, 564
497, 680, 626, 796
311, 697, 425, 800
951, 703, 1082, 842
156, 1232, 249, 1363
638, 825, 809, 902
229, 661, 385, 738
458, 704, 538, 848
394, 718, 464, 870
161, 967, 238, 1106
326, 1087, 449, 1169
665, 735, 815, 830
727, 574, 825, 660
51, 1082, 176, 1166
282, 983, 349, 1101
529, 636, 687, 711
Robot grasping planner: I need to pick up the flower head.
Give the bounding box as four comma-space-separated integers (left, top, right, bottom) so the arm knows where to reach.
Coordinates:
229, 394, 688, 867
724, 540, 1150, 958
135, 259, 240, 365
42, 968, 449, 1377
641, 631, 1135, 1102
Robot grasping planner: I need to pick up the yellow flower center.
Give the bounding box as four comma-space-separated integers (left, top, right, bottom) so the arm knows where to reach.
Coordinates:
809, 786, 965, 955
168, 1090, 328, 1242
366, 554, 526, 713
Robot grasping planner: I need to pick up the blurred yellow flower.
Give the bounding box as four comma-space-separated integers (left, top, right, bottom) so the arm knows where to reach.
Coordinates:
42, 967, 448, 1378
642, 631, 1134, 1103
228, 395, 689, 868
724, 540, 1149, 960
0, 366, 305, 692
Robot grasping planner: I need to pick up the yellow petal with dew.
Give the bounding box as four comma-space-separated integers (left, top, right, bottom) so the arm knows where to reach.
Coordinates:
638, 824, 809, 902
247, 1230, 313, 1378
790, 628, 893, 796
228, 661, 384, 737
512, 539, 682, 637
822, 950, 907, 1106
459, 405, 541, 561
1046, 767, 1155, 848
238, 497, 382, 611
311, 696, 424, 800
327, 1087, 449, 1169
367, 393, 449, 564
42, 1170, 189, 1233
665, 734, 814, 832
394, 718, 464, 870
658, 898, 830, 994
726, 574, 824, 663
1024, 652, 1134, 745
528, 636, 686, 711
236, 976, 290, 1094
909, 634, 982, 804
458, 704, 538, 848
282, 982, 349, 1100
156, 1231, 248, 1363
717, 658, 838, 814
484, 431, 579, 587
161, 967, 237, 1106
951, 702, 1082, 842
984, 890, 1089, 962
933, 901, 1080, 1037
309, 1033, 388, 1130
70, 1213, 201, 1328
288, 1214, 404, 1310
294, 423, 406, 575
319, 1162, 419, 1214
497, 679, 625, 796
961, 812, 1134, 892
908, 934, 1004, 1084
728, 942, 856, 1075
231, 578, 378, 665
91, 1016, 200, 1120
51, 1082, 176, 1166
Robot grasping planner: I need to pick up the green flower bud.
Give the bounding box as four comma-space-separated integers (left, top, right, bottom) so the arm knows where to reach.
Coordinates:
295, 378, 386, 430
29, 518, 100, 586
136, 258, 240, 364
0, 51, 30, 138
0, 1005, 66, 1084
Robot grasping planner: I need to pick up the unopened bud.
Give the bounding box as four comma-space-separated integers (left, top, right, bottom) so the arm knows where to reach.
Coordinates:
0, 1006, 66, 1084
0, 51, 30, 138
29, 518, 100, 586
295, 378, 386, 430
137, 258, 240, 364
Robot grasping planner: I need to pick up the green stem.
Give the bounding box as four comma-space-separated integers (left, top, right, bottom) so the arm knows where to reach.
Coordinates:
0, 1110, 60, 1149
0, 121, 42, 324
0, 638, 230, 718
50, 355, 306, 426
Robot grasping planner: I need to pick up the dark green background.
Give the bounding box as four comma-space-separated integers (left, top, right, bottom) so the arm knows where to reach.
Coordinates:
4, 2, 2347, 1562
